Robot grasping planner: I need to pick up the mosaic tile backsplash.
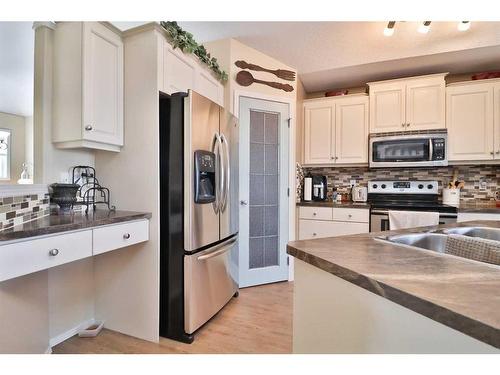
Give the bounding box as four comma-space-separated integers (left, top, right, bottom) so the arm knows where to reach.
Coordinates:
0, 193, 50, 231
302, 165, 500, 202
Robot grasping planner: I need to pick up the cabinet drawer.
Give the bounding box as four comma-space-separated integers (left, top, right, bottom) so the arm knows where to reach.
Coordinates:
0, 230, 92, 282
299, 220, 368, 240
93, 219, 149, 255
299, 206, 333, 221
332, 208, 369, 223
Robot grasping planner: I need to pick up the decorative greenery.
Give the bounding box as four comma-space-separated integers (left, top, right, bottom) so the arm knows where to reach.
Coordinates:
160, 21, 228, 83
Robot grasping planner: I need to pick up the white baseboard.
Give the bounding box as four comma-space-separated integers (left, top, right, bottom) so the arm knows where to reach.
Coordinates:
49, 318, 95, 348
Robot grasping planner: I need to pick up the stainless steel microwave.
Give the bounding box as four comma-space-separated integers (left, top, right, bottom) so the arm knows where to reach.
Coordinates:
369, 130, 448, 168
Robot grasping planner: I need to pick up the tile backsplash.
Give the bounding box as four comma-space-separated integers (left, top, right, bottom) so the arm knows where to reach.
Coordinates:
302, 165, 500, 201
0, 193, 50, 231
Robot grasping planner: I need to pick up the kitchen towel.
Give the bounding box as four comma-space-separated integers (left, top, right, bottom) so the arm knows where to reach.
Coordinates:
388, 210, 439, 230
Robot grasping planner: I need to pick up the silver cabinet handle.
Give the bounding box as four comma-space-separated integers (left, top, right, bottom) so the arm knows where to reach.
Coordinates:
49, 249, 59, 256
348, 214, 352, 218
330, 156, 334, 160
240, 200, 248, 206
312, 233, 317, 236
496, 151, 500, 155
313, 212, 317, 216
402, 123, 406, 127
406, 123, 410, 127
490, 151, 495, 155
123, 233, 131, 239
85, 125, 93, 131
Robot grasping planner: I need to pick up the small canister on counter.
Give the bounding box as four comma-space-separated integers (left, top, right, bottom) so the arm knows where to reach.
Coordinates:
443, 187, 460, 207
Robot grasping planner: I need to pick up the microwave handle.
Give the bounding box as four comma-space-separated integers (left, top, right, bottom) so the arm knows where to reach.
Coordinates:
428, 138, 433, 161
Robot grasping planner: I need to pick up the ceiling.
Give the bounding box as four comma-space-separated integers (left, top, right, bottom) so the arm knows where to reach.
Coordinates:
114, 21, 500, 92
0, 22, 34, 117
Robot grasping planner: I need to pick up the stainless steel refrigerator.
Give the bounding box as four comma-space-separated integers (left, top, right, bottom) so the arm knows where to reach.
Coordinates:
159, 90, 239, 343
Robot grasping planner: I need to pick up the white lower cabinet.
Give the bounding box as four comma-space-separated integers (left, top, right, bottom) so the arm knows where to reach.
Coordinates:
298, 206, 369, 240
0, 220, 150, 283
457, 212, 500, 222
0, 231, 92, 283
93, 219, 149, 255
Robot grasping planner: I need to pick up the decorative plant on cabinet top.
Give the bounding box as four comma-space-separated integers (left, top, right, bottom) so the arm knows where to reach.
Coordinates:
160, 21, 228, 83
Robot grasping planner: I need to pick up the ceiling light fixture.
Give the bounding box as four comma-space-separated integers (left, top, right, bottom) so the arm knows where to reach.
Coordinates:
458, 21, 471, 31
383, 21, 396, 36
418, 21, 432, 34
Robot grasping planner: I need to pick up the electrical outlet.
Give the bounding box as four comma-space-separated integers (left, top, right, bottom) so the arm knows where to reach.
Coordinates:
350, 179, 357, 187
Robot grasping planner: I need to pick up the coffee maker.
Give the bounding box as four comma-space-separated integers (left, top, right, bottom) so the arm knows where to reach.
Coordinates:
312, 175, 327, 201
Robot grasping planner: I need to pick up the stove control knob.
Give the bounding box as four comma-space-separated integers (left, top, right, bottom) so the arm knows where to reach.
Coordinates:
372, 184, 378, 189
427, 184, 433, 189
418, 184, 424, 189
381, 184, 386, 189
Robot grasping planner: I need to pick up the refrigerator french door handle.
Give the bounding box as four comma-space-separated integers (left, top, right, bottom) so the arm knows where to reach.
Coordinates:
211, 133, 222, 214
220, 133, 230, 213
428, 138, 433, 161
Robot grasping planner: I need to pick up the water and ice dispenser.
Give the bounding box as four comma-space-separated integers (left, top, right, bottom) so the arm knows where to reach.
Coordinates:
194, 150, 216, 204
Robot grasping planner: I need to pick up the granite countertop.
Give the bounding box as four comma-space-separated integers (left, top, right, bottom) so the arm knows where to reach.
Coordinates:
287, 220, 500, 348
0, 210, 152, 242
297, 200, 500, 214
458, 201, 500, 214
296, 200, 370, 209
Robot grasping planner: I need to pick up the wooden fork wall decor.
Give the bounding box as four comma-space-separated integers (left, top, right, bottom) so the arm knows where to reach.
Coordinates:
235, 60, 295, 92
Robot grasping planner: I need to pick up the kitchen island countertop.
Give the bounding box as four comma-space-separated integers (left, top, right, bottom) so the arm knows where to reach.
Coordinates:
0, 210, 152, 242
287, 220, 500, 348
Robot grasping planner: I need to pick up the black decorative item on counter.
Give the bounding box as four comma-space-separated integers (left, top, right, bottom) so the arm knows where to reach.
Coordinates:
72, 166, 115, 214
48, 183, 79, 212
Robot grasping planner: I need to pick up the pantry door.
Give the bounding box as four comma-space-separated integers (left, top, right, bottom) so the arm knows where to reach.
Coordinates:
238, 97, 290, 288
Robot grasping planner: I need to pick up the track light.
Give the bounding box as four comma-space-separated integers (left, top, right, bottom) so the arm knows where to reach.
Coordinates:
418, 21, 431, 34
383, 21, 395, 36
458, 21, 470, 31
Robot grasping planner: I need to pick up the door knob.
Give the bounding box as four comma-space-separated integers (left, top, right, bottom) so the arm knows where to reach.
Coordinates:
123, 233, 131, 239
240, 200, 248, 206
85, 125, 93, 131
49, 249, 59, 256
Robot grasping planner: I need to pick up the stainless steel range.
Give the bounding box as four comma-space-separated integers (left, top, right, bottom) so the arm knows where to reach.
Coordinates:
369, 180, 458, 232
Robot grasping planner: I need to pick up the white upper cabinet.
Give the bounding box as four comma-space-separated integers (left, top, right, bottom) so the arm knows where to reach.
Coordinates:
303, 95, 368, 165
446, 81, 497, 161
335, 96, 369, 164
159, 40, 224, 106
304, 101, 335, 164
368, 83, 405, 133
368, 73, 447, 133
53, 22, 124, 152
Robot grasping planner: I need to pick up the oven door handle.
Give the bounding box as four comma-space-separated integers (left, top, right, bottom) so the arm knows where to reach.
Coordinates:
370, 209, 389, 215
429, 138, 433, 161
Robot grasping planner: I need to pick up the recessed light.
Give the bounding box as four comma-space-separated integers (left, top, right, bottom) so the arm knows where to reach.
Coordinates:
458, 21, 471, 31
383, 21, 395, 36
418, 21, 431, 34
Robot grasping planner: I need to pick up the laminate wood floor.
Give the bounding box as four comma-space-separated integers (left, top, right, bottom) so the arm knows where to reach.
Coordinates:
53, 281, 293, 354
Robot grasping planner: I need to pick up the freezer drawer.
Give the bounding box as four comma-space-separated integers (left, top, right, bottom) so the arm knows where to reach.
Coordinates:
184, 235, 238, 334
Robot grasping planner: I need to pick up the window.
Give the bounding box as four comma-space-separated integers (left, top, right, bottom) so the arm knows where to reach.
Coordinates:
0, 129, 11, 180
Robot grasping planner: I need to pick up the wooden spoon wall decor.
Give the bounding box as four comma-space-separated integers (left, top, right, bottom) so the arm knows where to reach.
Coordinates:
235, 60, 296, 81
236, 71, 294, 92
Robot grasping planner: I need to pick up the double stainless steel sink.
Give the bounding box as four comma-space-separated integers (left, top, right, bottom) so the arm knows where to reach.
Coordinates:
378, 227, 500, 259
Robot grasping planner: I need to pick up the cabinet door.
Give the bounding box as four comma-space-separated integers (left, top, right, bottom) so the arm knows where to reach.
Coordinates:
369, 83, 405, 133
195, 69, 224, 106
299, 220, 368, 240
303, 102, 335, 164
494, 84, 500, 159
82, 22, 124, 146
163, 42, 196, 94
406, 78, 445, 130
335, 97, 369, 164
446, 84, 494, 161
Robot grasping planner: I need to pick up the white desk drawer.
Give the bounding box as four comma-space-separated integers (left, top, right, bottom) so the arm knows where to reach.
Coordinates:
299, 220, 368, 240
93, 219, 149, 255
0, 230, 92, 282
299, 206, 333, 221
332, 208, 369, 223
